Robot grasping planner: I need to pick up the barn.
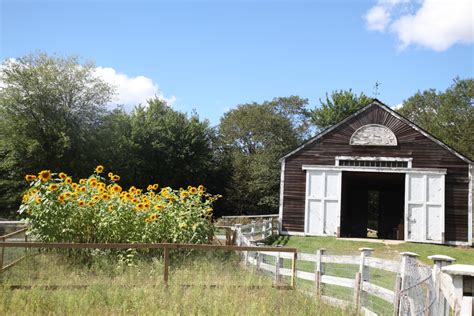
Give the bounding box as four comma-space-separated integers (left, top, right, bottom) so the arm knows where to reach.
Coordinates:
278, 99, 473, 245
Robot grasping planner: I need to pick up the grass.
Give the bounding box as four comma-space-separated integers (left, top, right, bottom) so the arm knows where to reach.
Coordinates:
0, 250, 353, 316
268, 235, 474, 265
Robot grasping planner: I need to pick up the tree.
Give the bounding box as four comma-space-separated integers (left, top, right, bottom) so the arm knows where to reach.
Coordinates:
309, 90, 372, 130
218, 99, 301, 215
0, 53, 114, 217
399, 78, 474, 159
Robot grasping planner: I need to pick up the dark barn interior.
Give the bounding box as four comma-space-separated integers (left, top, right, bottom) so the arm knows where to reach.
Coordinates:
340, 171, 405, 239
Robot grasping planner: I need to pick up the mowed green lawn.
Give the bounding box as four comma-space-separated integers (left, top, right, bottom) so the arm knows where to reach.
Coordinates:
268, 236, 474, 265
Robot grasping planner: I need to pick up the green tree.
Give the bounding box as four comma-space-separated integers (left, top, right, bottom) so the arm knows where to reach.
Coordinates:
218, 99, 301, 215
309, 89, 371, 130
0, 53, 114, 217
399, 78, 474, 159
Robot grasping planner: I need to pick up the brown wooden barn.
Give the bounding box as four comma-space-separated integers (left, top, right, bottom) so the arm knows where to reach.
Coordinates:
278, 99, 473, 245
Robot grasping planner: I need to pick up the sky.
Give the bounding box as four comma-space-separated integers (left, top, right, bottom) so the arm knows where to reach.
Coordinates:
1, 0, 473, 126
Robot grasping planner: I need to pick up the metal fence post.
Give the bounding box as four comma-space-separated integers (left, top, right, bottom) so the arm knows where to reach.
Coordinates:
163, 246, 169, 286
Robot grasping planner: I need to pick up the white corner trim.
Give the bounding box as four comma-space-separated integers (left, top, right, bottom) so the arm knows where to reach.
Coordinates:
468, 164, 473, 246
302, 165, 446, 175
278, 159, 286, 234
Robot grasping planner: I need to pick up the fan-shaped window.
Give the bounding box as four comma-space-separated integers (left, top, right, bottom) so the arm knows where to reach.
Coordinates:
350, 124, 397, 146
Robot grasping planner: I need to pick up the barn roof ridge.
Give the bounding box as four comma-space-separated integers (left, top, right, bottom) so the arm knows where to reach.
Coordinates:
280, 98, 473, 164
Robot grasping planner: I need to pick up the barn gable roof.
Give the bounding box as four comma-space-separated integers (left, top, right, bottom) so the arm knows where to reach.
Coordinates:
280, 99, 473, 164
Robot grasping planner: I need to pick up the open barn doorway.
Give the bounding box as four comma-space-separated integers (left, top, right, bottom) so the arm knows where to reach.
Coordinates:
340, 171, 405, 240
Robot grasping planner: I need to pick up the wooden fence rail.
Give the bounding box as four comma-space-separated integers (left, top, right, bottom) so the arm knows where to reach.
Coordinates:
0, 227, 28, 272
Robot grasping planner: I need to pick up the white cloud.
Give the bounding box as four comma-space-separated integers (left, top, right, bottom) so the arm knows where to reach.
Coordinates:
364, 0, 474, 51
94, 67, 176, 111
365, 6, 391, 31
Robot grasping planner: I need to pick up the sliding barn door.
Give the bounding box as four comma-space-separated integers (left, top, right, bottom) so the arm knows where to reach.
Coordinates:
405, 173, 445, 243
305, 170, 342, 236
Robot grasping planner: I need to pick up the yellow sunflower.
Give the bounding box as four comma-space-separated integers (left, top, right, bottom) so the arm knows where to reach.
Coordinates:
59, 172, 67, 180
25, 175, 37, 182
38, 170, 51, 182
189, 187, 198, 195
95, 165, 104, 173
78, 200, 85, 207
48, 184, 59, 191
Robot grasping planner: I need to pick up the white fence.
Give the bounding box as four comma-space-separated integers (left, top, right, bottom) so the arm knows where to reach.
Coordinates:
234, 226, 474, 316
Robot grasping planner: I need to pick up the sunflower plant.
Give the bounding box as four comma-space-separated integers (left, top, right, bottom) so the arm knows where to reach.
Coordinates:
20, 166, 218, 244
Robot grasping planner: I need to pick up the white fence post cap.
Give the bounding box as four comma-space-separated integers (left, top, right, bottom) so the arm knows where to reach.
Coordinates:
427, 255, 456, 262
400, 252, 419, 257
441, 264, 474, 277
358, 247, 374, 252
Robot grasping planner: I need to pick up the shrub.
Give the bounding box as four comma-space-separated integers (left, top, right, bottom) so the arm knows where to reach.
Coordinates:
20, 166, 218, 244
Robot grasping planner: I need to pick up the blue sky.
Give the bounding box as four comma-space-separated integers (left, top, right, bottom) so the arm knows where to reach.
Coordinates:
1, 0, 473, 125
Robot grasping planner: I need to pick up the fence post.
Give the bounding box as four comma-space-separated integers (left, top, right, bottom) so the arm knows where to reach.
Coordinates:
250, 221, 256, 242
396, 252, 419, 315
262, 220, 268, 239
291, 251, 297, 289
441, 264, 474, 316
315, 248, 326, 299
0, 236, 4, 271
269, 219, 273, 237
428, 255, 456, 316
358, 247, 373, 308
274, 248, 283, 285
163, 246, 169, 286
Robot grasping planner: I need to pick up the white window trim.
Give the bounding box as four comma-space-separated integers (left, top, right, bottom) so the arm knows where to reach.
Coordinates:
335, 156, 413, 168
303, 165, 446, 175
468, 164, 473, 246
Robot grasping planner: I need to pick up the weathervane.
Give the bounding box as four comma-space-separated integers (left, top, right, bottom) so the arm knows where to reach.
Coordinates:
374, 81, 382, 98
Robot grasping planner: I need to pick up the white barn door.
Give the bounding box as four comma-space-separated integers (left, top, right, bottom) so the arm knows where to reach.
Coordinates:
305, 170, 342, 236
405, 173, 445, 243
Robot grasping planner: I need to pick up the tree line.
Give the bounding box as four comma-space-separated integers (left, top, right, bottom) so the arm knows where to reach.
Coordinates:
1, 53, 472, 218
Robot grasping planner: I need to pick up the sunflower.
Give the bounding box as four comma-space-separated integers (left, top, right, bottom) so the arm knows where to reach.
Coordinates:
198, 185, 204, 192
112, 175, 120, 181
38, 170, 51, 182
65, 177, 73, 184
144, 218, 150, 223
79, 179, 86, 185
87, 201, 95, 207
78, 186, 86, 193
152, 184, 159, 190
180, 191, 189, 199
111, 184, 122, 193
150, 214, 157, 221
25, 175, 37, 182
207, 207, 213, 213
35, 196, 42, 204
71, 183, 79, 190
59, 172, 67, 180
101, 193, 111, 201
135, 203, 145, 210
189, 187, 198, 195
108, 172, 113, 178
48, 184, 59, 191
108, 205, 114, 212
78, 200, 85, 207
95, 165, 104, 173
58, 195, 66, 203
154, 204, 163, 211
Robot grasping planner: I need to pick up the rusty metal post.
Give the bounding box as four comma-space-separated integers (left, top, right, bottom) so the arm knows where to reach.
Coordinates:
163, 246, 169, 285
